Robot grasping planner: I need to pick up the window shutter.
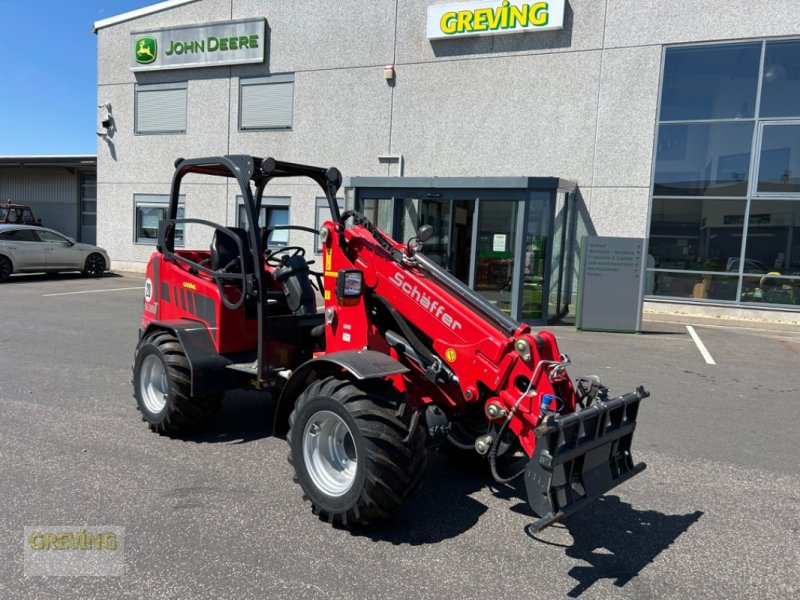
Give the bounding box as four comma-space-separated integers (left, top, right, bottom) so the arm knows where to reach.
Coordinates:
240, 80, 293, 129
136, 86, 187, 134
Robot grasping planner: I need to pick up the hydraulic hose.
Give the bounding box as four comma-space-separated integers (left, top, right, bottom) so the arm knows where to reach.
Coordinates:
487, 355, 571, 484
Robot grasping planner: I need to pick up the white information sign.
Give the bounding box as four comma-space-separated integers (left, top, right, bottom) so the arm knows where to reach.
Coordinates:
576, 237, 645, 332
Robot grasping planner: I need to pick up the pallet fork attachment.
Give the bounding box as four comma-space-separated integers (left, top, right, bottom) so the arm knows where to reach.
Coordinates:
524, 387, 650, 532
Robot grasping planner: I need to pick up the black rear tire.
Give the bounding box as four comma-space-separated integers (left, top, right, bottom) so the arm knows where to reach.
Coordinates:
0, 256, 11, 282
132, 330, 222, 435
287, 376, 427, 526
83, 253, 106, 277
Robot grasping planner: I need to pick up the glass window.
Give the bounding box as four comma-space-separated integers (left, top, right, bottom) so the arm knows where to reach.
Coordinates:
649, 198, 747, 272
740, 200, 800, 276
660, 43, 761, 121
740, 274, 799, 306
756, 124, 800, 194
315, 197, 343, 252
81, 174, 97, 243
265, 206, 290, 247
651, 272, 740, 302
760, 40, 800, 118
239, 74, 294, 130
654, 122, 754, 196
237, 197, 290, 248
82, 199, 97, 229
81, 177, 96, 198
0, 228, 38, 242
362, 198, 393, 236
134, 195, 184, 245
37, 230, 70, 244
417, 199, 450, 268
135, 82, 187, 134
238, 204, 266, 229
651, 38, 800, 307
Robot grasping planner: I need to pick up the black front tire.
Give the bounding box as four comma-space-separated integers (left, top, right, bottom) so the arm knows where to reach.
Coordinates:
83, 253, 106, 277
132, 330, 222, 435
0, 256, 11, 282
287, 376, 427, 526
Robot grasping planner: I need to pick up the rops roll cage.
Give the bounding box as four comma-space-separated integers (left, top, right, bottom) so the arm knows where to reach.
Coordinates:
157, 155, 342, 310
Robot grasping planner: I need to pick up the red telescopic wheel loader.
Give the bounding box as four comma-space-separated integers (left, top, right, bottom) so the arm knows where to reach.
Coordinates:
133, 155, 650, 531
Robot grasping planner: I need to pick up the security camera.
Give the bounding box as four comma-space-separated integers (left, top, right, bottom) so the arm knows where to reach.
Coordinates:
98, 101, 112, 111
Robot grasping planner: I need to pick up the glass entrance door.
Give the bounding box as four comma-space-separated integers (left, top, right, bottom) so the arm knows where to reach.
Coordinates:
350, 179, 571, 323
399, 194, 520, 314
412, 197, 475, 285
450, 200, 474, 284
475, 200, 518, 315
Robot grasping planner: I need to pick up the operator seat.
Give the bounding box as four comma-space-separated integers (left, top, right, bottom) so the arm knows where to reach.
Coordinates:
210, 227, 253, 274
209, 227, 256, 304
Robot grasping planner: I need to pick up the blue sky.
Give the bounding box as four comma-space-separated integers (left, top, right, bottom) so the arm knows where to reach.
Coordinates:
0, 0, 155, 156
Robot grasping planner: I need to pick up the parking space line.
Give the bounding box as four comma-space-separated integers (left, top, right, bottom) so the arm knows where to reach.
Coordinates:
43, 287, 143, 297
686, 325, 716, 365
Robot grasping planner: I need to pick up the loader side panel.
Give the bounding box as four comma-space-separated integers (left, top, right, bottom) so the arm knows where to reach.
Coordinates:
148, 253, 260, 355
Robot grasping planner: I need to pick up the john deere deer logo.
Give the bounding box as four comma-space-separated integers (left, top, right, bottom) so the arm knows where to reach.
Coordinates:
135, 36, 157, 64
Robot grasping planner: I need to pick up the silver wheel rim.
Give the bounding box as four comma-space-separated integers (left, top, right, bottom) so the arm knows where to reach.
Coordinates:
140, 354, 168, 414
302, 410, 358, 497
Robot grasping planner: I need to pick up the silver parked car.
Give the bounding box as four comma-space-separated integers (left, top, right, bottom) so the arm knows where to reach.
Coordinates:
0, 224, 110, 282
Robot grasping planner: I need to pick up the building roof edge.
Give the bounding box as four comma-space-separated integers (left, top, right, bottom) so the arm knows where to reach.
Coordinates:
92, 0, 199, 33
0, 155, 97, 167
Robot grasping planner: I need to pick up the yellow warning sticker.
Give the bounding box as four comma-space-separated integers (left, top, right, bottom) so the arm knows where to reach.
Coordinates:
324, 290, 331, 301
444, 348, 457, 363
325, 248, 332, 271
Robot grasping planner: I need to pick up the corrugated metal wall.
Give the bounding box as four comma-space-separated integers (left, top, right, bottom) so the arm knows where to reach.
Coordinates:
0, 168, 79, 239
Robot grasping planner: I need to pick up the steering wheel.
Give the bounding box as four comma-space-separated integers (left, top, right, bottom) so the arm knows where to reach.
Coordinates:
265, 246, 305, 267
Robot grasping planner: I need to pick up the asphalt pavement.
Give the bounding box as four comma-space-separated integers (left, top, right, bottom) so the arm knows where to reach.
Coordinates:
0, 272, 798, 599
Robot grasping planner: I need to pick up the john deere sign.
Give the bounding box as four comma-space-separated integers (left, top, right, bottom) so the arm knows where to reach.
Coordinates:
130, 18, 266, 71
134, 36, 157, 64
427, 0, 564, 40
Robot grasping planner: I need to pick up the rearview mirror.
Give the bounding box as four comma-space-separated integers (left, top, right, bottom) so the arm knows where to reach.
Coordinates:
416, 224, 434, 243
406, 224, 435, 257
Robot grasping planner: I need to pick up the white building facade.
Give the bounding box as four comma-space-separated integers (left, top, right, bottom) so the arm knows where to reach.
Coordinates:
95, 0, 800, 320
